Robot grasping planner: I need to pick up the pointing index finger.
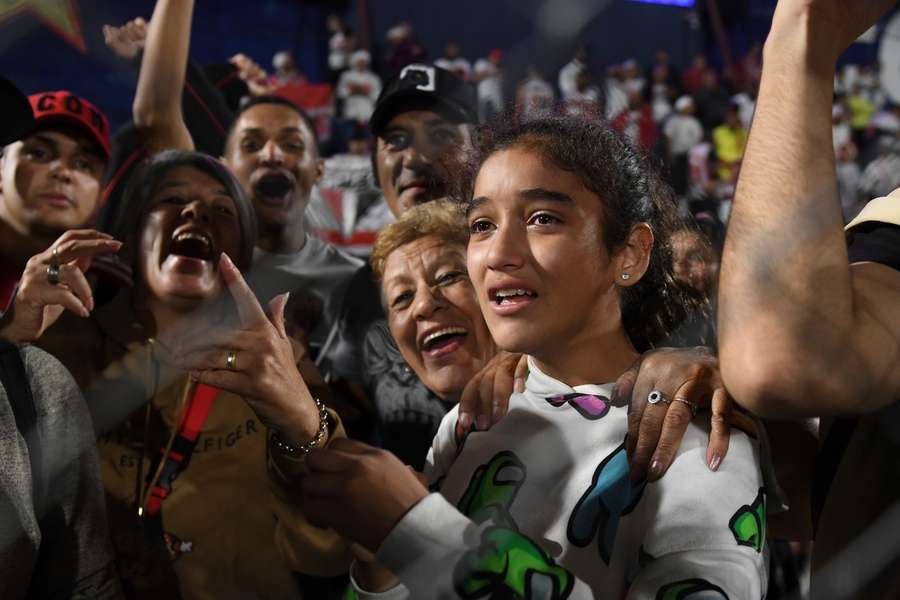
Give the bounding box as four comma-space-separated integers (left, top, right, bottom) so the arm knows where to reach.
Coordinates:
219, 253, 267, 328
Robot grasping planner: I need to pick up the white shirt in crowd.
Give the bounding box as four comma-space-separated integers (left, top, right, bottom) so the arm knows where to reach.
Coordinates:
689, 141, 713, 193
328, 31, 350, 71
474, 59, 503, 121
871, 109, 900, 134
860, 153, 900, 200
337, 68, 382, 123
353, 359, 768, 599
833, 120, 853, 151
564, 87, 600, 119
518, 77, 555, 120
622, 76, 646, 97
605, 80, 629, 121
621, 108, 645, 148
434, 57, 472, 80
651, 83, 672, 123
664, 113, 704, 156
478, 76, 503, 121
558, 58, 585, 100
732, 92, 756, 129
856, 69, 886, 109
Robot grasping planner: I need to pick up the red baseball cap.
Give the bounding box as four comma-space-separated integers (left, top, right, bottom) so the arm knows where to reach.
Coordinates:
27, 91, 111, 159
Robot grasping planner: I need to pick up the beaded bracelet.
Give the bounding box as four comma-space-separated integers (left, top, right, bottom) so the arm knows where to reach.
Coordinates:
269, 396, 329, 456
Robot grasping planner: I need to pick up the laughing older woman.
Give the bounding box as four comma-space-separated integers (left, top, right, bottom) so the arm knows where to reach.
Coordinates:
371, 200, 495, 404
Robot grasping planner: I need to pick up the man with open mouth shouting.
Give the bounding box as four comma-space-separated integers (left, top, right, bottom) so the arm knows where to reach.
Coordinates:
130, 0, 363, 384
223, 94, 363, 381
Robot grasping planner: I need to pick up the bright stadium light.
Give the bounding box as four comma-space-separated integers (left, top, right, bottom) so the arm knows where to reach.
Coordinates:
628, 0, 696, 6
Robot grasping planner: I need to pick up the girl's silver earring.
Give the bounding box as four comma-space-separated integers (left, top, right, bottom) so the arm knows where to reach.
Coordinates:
620, 273, 631, 280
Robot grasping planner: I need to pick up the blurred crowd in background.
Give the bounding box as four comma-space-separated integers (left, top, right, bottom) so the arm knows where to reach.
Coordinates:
234, 12, 900, 275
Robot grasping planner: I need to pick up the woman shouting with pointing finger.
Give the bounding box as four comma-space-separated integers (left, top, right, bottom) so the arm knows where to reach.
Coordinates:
40, 150, 350, 599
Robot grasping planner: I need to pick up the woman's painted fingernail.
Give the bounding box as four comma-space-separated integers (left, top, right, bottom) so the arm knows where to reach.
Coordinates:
476, 414, 490, 431
708, 454, 722, 471
492, 403, 504, 424
648, 458, 663, 480
458, 412, 472, 431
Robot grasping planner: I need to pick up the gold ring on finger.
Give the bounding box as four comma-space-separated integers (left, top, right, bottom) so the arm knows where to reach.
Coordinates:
50, 246, 60, 266
673, 397, 699, 417
225, 349, 238, 371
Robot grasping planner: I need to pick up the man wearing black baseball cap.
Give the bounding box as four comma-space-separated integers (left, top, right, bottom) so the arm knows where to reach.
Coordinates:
369, 63, 477, 217
0, 74, 123, 599
340, 64, 479, 468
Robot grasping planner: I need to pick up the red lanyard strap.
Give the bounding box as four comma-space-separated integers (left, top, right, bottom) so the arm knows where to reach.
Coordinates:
178, 382, 218, 441
145, 383, 219, 517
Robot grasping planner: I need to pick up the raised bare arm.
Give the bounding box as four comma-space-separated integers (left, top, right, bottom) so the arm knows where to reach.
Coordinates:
718, 0, 900, 417
132, 0, 195, 153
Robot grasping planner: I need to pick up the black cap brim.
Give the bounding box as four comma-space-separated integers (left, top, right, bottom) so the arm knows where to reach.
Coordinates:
0, 76, 34, 145
370, 65, 478, 136
370, 89, 473, 136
